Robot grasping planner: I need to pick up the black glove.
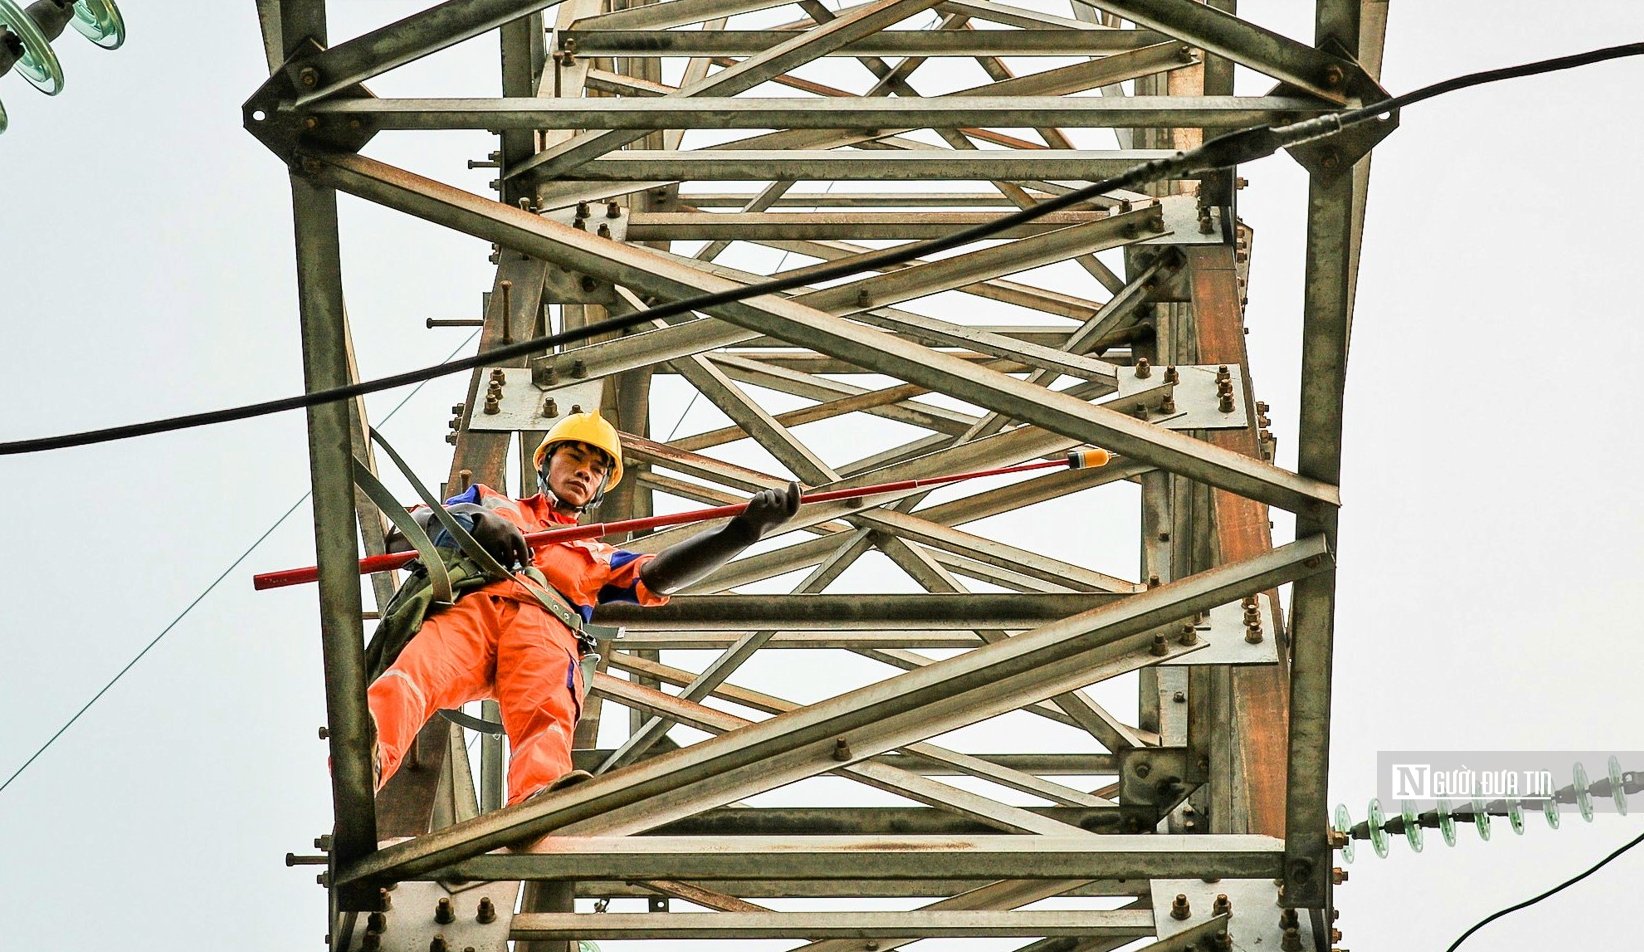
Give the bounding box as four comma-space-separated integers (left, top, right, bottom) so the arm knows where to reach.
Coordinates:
643, 481, 802, 594
725, 481, 802, 545
469, 510, 531, 568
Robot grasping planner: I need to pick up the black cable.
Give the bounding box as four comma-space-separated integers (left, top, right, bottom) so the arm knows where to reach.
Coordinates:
3, 41, 1643, 459
1445, 827, 1644, 951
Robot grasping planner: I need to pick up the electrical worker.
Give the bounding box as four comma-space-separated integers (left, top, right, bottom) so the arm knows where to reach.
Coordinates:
365, 410, 799, 805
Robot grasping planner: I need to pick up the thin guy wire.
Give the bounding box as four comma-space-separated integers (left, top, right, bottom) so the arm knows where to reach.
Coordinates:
0, 330, 482, 797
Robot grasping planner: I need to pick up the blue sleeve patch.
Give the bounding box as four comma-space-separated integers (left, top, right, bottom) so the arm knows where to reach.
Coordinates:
609, 550, 643, 570
578, 603, 596, 622
429, 512, 478, 549
443, 485, 482, 507
598, 583, 640, 605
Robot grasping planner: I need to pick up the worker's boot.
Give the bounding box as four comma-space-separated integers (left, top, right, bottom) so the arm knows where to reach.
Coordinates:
546, 768, 593, 792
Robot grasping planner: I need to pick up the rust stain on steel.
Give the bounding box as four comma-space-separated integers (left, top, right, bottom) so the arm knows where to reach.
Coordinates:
1189, 244, 1289, 838
835, 838, 973, 851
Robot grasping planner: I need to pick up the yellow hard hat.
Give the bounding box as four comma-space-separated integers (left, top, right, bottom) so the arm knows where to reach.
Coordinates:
533, 410, 624, 489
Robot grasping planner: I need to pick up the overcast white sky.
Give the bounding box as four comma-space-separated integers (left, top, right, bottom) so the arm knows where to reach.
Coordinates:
2, 2, 1642, 950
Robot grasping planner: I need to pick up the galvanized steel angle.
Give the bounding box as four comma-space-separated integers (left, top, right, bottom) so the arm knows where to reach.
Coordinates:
1149, 878, 1310, 951
341, 878, 520, 952
244, 39, 378, 164
337, 541, 1328, 883
514, 0, 948, 182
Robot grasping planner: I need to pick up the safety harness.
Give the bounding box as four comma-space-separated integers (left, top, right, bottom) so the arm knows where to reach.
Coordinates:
354, 429, 598, 732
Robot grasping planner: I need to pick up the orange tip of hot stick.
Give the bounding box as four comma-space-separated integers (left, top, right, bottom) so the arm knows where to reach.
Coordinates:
1066, 448, 1112, 469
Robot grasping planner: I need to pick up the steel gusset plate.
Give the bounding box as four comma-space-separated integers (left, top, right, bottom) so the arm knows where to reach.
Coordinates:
243, 38, 378, 165
1276, 39, 1399, 183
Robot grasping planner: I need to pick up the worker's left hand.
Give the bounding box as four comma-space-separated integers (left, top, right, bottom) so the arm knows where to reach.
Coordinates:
730, 481, 802, 540
471, 510, 532, 568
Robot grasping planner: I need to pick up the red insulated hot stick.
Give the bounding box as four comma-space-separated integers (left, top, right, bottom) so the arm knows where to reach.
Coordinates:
252, 448, 1110, 591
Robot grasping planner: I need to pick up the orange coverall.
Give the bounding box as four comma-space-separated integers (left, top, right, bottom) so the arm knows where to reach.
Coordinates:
366, 484, 666, 804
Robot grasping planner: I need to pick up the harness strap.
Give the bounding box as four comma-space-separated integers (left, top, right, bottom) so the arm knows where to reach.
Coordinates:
351, 460, 454, 605
366, 427, 584, 636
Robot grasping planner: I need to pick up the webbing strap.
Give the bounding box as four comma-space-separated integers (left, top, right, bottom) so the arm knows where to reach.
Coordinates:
438, 650, 604, 735
365, 428, 584, 635
440, 708, 505, 734
351, 460, 454, 605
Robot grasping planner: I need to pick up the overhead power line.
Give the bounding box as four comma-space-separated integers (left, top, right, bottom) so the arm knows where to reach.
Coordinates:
1, 41, 1641, 460
1447, 828, 1644, 951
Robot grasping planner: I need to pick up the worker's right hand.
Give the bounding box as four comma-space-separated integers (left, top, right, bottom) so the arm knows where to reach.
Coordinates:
729, 480, 802, 542
470, 510, 531, 568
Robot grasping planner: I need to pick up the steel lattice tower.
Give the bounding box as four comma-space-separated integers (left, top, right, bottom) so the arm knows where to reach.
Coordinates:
251, 1, 1387, 948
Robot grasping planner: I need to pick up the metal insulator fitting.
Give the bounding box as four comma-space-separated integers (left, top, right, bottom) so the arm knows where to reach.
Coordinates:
476, 897, 497, 924
606, 201, 621, 218
1212, 894, 1231, 916
1134, 357, 1151, 378
1164, 366, 1179, 384
543, 397, 559, 418
1219, 394, 1236, 413
1170, 894, 1191, 920
435, 897, 456, 924
1281, 927, 1303, 952
1150, 634, 1169, 656
833, 737, 853, 761
575, 201, 590, 219
597, 223, 612, 239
